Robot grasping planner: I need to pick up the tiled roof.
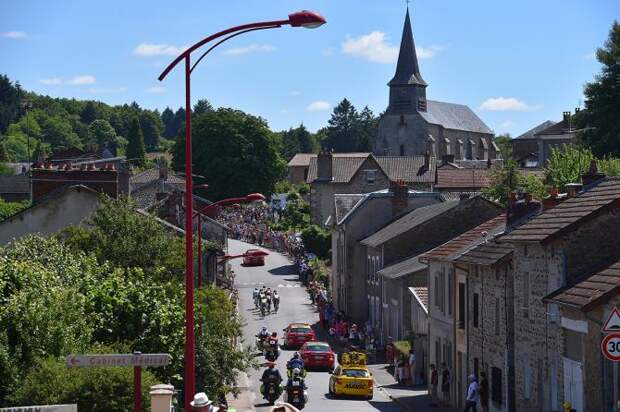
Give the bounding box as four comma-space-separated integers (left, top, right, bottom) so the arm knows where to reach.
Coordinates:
377, 255, 427, 279
455, 239, 513, 266
0, 176, 29, 193
306, 154, 435, 184
534, 118, 573, 136
420, 100, 493, 134
288, 153, 316, 167
131, 168, 185, 189
439, 191, 482, 202
435, 168, 490, 189
361, 200, 458, 247
515, 120, 556, 139
501, 177, 620, 243
409, 286, 429, 311
420, 215, 507, 263
544, 261, 620, 311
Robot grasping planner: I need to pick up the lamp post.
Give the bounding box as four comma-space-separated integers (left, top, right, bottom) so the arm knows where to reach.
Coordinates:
157, 11, 325, 410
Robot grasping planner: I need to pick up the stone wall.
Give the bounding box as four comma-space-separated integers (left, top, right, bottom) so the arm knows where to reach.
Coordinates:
288, 165, 308, 186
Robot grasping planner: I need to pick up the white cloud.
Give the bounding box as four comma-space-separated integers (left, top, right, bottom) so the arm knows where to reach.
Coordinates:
40, 77, 63, 85
479, 97, 539, 111
306, 101, 330, 112
145, 85, 165, 94
499, 120, 515, 130
223, 44, 275, 56
322, 47, 334, 57
68, 75, 96, 85
290, 90, 301, 97
341, 31, 441, 64
2, 31, 27, 39
134, 43, 185, 56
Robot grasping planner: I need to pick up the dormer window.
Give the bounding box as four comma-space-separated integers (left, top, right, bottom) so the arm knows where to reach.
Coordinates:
365, 169, 377, 185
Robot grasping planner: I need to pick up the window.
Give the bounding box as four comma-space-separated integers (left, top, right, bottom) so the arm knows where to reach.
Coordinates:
474, 358, 479, 378
448, 273, 453, 315
434, 276, 440, 308
367, 257, 371, 281
458, 283, 465, 329
400, 144, 405, 156
495, 297, 500, 335
399, 115, 405, 125
435, 339, 441, 366
417, 98, 427, 111
439, 270, 446, 312
522, 273, 530, 318
491, 367, 502, 403
303, 168, 308, 181
366, 169, 377, 184
473, 293, 480, 328
563, 329, 584, 361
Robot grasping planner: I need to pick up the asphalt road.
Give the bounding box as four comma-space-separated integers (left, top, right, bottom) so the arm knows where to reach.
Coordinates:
229, 239, 403, 412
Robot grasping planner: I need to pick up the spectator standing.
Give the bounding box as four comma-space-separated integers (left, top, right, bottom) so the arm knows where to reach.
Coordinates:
464, 374, 478, 412
440, 362, 451, 406
408, 349, 416, 386
479, 371, 489, 412
429, 364, 438, 406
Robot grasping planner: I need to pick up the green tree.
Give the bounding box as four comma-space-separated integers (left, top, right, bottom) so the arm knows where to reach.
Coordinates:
193, 99, 214, 115
126, 117, 146, 166
323, 98, 359, 152
355, 106, 378, 151
494, 133, 513, 159
161, 107, 176, 139
0, 144, 9, 162
139, 111, 163, 150
545, 145, 594, 190
80, 101, 98, 124
87, 119, 120, 151
0, 75, 22, 134
576, 21, 620, 157
38, 113, 81, 151
482, 159, 521, 205
301, 224, 331, 259
280, 124, 316, 161
173, 108, 286, 200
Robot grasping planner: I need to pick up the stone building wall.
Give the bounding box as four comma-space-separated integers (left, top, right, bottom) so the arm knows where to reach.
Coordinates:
288, 165, 308, 186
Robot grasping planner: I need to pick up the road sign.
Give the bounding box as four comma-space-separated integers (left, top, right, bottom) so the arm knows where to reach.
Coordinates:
601, 333, 620, 361
66, 353, 171, 368
602, 307, 620, 332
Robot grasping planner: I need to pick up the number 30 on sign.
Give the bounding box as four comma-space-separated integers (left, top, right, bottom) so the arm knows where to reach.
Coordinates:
601, 333, 620, 361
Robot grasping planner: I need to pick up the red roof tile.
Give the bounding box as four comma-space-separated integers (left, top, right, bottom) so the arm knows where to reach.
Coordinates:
435, 168, 490, 189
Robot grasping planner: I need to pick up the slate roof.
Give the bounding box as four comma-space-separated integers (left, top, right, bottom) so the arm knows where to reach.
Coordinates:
439, 191, 482, 202
389, 9, 426, 87
361, 200, 459, 247
534, 118, 573, 136
420, 215, 507, 263
435, 168, 490, 189
454, 239, 513, 266
501, 177, 620, 243
515, 120, 556, 139
288, 153, 316, 167
409, 286, 429, 311
377, 254, 427, 279
544, 260, 620, 311
420, 101, 493, 134
130, 168, 185, 190
306, 154, 435, 184
334, 194, 366, 224
0, 176, 30, 194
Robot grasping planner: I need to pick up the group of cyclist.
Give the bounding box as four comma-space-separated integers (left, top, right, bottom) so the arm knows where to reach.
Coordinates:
253, 285, 280, 315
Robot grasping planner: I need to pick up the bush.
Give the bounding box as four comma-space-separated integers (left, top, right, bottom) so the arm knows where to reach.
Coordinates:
393, 341, 411, 359
301, 225, 331, 259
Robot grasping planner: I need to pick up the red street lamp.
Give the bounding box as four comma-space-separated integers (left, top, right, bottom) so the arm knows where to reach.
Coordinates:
157, 12, 324, 409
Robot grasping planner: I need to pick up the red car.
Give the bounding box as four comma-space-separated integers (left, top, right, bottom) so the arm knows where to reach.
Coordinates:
242, 249, 265, 266
299, 341, 336, 370
283, 323, 316, 349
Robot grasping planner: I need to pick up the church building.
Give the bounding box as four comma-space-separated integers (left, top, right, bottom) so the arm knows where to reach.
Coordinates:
375, 10, 499, 164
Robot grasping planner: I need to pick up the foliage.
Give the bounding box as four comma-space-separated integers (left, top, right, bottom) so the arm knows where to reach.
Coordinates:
279, 124, 317, 161
545, 145, 594, 190
393, 341, 411, 359
139, 110, 163, 150
274, 179, 293, 194
172, 108, 286, 200
519, 173, 549, 201
0, 74, 22, 134
0, 161, 12, 174
494, 133, 512, 159
161, 107, 176, 139
0, 199, 30, 221
87, 119, 124, 152
10, 355, 158, 412
482, 159, 521, 205
322, 99, 378, 152
576, 21, 620, 157
126, 117, 146, 166
301, 225, 331, 259
297, 183, 310, 196
193, 99, 214, 115
279, 196, 310, 230
308, 258, 330, 288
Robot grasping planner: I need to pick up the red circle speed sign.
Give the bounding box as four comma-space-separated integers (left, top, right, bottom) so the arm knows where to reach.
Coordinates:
602, 333, 620, 361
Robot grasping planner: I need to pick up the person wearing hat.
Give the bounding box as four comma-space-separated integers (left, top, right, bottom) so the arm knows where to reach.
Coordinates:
190, 392, 219, 412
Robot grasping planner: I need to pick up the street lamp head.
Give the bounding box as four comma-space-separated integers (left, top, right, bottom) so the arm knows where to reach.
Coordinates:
245, 193, 266, 202
288, 10, 326, 29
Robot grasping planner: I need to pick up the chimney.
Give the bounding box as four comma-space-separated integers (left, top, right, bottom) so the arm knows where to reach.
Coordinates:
581, 159, 605, 187
390, 179, 409, 216
565, 183, 583, 198
542, 187, 565, 210
441, 154, 455, 166
506, 192, 542, 228
317, 149, 333, 182
562, 111, 571, 124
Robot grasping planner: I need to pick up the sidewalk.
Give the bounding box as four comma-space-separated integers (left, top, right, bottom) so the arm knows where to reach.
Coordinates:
226, 371, 255, 412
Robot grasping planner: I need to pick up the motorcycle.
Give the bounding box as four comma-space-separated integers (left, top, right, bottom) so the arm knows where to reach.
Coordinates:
260, 296, 268, 316
265, 339, 279, 362
272, 295, 280, 312
256, 335, 268, 352
260, 378, 282, 405
284, 380, 307, 409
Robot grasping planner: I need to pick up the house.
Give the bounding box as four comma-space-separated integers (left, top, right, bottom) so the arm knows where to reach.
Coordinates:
374, 10, 499, 163
287, 153, 315, 185
360, 195, 502, 347
511, 112, 577, 168
0, 175, 29, 202
499, 165, 620, 412
308, 150, 435, 225
420, 214, 508, 409
435, 166, 490, 195
543, 260, 620, 412
331, 182, 443, 322
130, 161, 185, 209
0, 185, 102, 245
408, 286, 429, 384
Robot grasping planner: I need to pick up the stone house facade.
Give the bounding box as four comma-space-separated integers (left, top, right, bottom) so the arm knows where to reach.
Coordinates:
287, 153, 314, 185
501, 174, 620, 412
307, 150, 435, 225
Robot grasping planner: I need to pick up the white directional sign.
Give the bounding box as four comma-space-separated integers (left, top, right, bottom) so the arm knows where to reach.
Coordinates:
66, 353, 171, 368
603, 307, 620, 332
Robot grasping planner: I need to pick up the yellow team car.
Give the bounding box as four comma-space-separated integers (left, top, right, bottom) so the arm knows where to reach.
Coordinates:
328, 351, 373, 400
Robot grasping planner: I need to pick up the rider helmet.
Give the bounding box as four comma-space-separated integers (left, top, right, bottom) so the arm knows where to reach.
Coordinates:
261, 326, 268, 332
271, 331, 277, 337
293, 352, 300, 359
292, 367, 301, 376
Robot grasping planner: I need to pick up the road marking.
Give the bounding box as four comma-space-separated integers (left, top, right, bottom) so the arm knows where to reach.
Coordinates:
294, 285, 300, 288
277, 284, 284, 288
286, 284, 293, 288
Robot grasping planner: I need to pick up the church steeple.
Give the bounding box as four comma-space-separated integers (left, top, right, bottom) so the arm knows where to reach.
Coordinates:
389, 8, 426, 87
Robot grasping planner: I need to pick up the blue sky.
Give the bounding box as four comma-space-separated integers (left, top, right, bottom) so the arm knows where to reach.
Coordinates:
1, 0, 617, 136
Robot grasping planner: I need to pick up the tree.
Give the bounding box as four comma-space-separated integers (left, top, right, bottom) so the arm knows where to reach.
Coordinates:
301, 224, 331, 259
279, 124, 316, 161
545, 145, 594, 190
494, 133, 513, 159
482, 159, 521, 205
37, 113, 81, 151
355, 106, 378, 151
139, 111, 163, 150
194, 99, 214, 115
87, 119, 120, 152
576, 21, 620, 157
161, 107, 176, 139
323, 98, 359, 152
173, 108, 286, 200
80, 101, 98, 125
172, 107, 186, 137
126, 117, 146, 166
0, 75, 22, 134
0, 144, 9, 162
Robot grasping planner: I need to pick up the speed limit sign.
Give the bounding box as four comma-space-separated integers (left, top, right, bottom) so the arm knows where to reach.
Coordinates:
601, 333, 620, 361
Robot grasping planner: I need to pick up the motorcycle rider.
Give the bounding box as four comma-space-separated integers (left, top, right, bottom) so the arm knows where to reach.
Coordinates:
266, 331, 279, 358
272, 291, 280, 311
286, 352, 306, 378
256, 326, 269, 348
260, 361, 283, 399
253, 287, 260, 306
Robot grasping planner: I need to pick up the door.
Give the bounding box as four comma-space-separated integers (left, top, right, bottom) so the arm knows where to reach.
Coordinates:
563, 357, 583, 412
